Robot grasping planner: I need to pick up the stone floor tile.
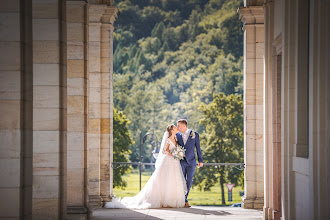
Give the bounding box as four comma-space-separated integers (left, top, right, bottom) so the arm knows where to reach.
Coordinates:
92, 206, 263, 220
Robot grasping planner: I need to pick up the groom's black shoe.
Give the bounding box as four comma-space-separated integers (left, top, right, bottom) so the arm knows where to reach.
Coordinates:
184, 202, 191, 208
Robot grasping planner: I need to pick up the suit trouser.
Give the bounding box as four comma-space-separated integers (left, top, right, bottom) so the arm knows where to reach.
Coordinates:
180, 159, 195, 203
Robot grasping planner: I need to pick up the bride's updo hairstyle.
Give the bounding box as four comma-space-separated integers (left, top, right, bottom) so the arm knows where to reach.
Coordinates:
166, 124, 175, 137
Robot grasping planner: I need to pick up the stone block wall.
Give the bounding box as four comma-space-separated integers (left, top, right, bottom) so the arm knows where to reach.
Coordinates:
0, 0, 118, 219
32, 0, 67, 219
239, 0, 330, 219
0, 0, 33, 218
67, 1, 89, 219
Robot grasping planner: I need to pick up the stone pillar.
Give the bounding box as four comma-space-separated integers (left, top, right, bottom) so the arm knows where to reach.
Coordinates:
263, 1, 283, 219
238, 6, 264, 209
325, 1, 330, 218
271, 36, 282, 220
87, 4, 118, 208
87, 4, 103, 208
66, 1, 89, 219
100, 6, 118, 204
263, 1, 275, 219
32, 0, 67, 219
0, 0, 33, 218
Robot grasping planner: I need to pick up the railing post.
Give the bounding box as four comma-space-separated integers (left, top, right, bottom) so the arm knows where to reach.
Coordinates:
139, 132, 142, 191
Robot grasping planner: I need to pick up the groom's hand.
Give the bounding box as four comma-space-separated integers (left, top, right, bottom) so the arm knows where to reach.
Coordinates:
198, 162, 203, 167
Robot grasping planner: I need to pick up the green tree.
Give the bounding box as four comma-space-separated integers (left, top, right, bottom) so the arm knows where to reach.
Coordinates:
195, 93, 243, 205
112, 0, 244, 175
113, 108, 134, 188
151, 22, 165, 39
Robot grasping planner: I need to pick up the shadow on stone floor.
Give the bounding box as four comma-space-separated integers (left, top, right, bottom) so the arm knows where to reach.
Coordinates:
92, 206, 263, 219
92, 208, 162, 220
165, 207, 232, 216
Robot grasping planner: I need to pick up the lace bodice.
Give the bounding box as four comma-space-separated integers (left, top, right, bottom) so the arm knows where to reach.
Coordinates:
167, 139, 177, 151
162, 138, 177, 155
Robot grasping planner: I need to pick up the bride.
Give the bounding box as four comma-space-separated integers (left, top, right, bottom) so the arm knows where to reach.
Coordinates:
105, 124, 187, 209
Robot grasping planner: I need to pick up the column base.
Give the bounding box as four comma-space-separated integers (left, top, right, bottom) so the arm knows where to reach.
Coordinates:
242, 196, 264, 209
263, 206, 274, 219
101, 195, 111, 207
268, 207, 273, 219
88, 195, 102, 209
263, 206, 268, 219
272, 210, 282, 220
67, 206, 89, 220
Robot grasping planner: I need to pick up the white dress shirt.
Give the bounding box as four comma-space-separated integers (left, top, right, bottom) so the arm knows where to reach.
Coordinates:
182, 129, 191, 145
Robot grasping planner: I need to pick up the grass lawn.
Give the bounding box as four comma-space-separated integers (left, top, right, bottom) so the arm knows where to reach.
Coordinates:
113, 168, 243, 206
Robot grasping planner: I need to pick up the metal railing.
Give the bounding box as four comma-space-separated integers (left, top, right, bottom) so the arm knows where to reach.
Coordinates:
112, 162, 245, 191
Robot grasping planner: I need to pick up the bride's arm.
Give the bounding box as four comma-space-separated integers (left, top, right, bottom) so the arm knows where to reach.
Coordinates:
162, 142, 173, 156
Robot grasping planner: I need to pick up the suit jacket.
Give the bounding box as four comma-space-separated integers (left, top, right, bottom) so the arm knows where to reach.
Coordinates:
176, 130, 203, 165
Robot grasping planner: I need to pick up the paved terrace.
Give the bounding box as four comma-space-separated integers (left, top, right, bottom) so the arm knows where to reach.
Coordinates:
92, 206, 263, 220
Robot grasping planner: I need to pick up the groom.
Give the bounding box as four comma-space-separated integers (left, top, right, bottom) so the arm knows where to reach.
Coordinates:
176, 119, 203, 208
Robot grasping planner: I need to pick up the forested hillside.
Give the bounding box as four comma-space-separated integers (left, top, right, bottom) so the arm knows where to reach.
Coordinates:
113, 0, 244, 163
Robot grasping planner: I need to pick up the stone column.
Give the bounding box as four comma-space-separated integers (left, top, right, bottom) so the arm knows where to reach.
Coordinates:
264, 1, 283, 219
325, 1, 330, 217
238, 6, 264, 209
271, 36, 282, 220
32, 0, 67, 219
87, 4, 105, 208
87, 4, 118, 208
100, 6, 118, 204
0, 0, 33, 218
263, 1, 275, 219
66, 1, 89, 219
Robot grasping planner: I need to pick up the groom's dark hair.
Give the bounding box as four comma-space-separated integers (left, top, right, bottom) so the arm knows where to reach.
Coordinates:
177, 119, 188, 126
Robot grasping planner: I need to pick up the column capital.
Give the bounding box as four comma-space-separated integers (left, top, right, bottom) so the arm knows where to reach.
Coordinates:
66, 1, 87, 6
263, 0, 274, 12
89, 5, 119, 24
244, 0, 264, 7
237, 6, 264, 30
102, 6, 119, 25
263, 0, 274, 4
88, 0, 113, 6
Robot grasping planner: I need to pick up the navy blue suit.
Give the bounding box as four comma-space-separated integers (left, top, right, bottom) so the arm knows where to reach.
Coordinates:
176, 130, 203, 203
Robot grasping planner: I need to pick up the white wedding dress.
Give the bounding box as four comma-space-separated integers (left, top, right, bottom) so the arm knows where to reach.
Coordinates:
105, 136, 187, 209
